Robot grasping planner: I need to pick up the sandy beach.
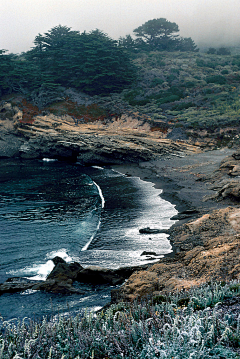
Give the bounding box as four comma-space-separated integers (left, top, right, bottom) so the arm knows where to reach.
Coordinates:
111, 147, 240, 302
112, 147, 235, 222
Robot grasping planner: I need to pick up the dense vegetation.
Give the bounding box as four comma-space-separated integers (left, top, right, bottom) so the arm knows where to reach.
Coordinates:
0, 25, 136, 103
119, 18, 198, 52
0, 19, 198, 105
91, 50, 240, 146
0, 281, 239, 358
0, 19, 238, 143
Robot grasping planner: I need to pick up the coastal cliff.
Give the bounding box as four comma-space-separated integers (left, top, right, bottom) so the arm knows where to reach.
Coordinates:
0, 101, 198, 163
0, 100, 240, 302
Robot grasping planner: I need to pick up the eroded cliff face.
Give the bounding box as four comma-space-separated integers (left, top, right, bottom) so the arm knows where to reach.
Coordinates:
112, 206, 240, 302
0, 101, 199, 163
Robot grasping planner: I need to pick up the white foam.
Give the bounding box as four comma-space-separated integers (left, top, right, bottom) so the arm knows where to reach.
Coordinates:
46, 249, 73, 262
25, 260, 55, 280
93, 181, 105, 208
81, 220, 101, 251
92, 166, 104, 170
20, 289, 38, 295
81, 181, 105, 251
7, 249, 74, 281
42, 158, 57, 162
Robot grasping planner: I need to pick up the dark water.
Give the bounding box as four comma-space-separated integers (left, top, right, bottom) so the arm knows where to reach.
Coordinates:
0, 159, 177, 320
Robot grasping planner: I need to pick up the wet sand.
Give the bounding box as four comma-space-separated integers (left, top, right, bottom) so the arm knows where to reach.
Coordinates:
112, 148, 234, 227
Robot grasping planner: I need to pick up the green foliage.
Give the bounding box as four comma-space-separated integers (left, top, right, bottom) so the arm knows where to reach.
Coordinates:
206, 75, 227, 85
207, 47, 217, 54
207, 47, 231, 56
0, 281, 239, 358
173, 101, 195, 110
221, 69, 229, 74
132, 18, 198, 52
177, 37, 199, 52
150, 78, 164, 87
217, 47, 231, 55
29, 26, 137, 95
0, 50, 15, 95
232, 56, 240, 68
133, 18, 179, 44
0, 25, 137, 101
196, 58, 216, 69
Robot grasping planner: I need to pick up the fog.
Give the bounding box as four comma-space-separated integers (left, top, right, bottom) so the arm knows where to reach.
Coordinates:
1, 0, 240, 53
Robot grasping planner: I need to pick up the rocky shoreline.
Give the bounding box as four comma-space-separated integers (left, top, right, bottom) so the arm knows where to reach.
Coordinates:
0, 100, 239, 304
111, 150, 240, 302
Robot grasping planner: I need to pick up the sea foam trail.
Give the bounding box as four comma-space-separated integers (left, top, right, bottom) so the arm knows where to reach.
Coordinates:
81, 181, 105, 251
93, 181, 105, 208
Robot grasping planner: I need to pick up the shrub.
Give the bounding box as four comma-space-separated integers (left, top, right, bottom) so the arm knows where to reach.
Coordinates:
0, 281, 239, 358
206, 75, 227, 85
150, 78, 164, 87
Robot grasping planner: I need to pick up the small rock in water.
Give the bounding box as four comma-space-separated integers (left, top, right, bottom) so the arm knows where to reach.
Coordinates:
141, 251, 158, 256
139, 227, 168, 234
52, 256, 67, 265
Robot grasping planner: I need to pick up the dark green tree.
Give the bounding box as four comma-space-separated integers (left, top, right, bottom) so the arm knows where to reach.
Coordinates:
29, 26, 136, 95
217, 47, 231, 55
74, 29, 136, 94
0, 50, 15, 95
133, 18, 179, 50
176, 37, 199, 52
118, 34, 136, 52
207, 47, 217, 54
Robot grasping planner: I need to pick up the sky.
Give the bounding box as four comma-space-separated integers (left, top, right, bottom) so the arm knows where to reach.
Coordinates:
1, 0, 240, 53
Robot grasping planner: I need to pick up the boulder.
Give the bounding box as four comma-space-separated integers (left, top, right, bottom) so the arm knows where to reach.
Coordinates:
76, 266, 125, 285
47, 260, 83, 282
32, 279, 84, 295
229, 165, 240, 176
139, 227, 169, 234
141, 251, 159, 256
112, 207, 240, 303
52, 256, 66, 265
232, 151, 240, 160
0, 278, 37, 295
219, 180, 240, 200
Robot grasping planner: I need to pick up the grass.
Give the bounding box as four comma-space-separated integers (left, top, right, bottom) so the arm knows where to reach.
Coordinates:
0, 281, 239, 358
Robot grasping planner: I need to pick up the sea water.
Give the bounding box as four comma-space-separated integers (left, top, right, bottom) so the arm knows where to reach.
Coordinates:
0, 159, 177, 320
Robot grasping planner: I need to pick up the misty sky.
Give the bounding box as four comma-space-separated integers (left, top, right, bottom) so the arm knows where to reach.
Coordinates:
1, 0, 240, 53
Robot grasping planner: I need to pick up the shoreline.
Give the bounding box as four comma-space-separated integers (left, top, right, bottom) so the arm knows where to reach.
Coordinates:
111, 147, 235, 258
112, 147, 234, 215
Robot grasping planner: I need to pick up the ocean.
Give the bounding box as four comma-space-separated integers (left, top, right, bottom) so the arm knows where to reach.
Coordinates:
0, 159, 177, 320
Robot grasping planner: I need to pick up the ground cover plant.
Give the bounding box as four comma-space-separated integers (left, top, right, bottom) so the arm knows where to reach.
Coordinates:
0, 281, 239, 358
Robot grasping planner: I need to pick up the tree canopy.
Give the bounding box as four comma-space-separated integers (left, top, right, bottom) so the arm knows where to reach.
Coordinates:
133, 18, 179, 43
27, 26, 136, 95
0, 25, 137, 102
0, 19, 199, 106
129, 18, 198, 52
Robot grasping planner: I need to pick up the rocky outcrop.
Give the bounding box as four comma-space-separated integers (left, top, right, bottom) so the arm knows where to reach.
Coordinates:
0, 256, 149, 295
76, 266, 125, 285
0, 102, 199, 163
204, 150, 240, 202
0, 278, 37, 294
47, 261, 83, 282
139, 227, 169, 234
112, 206, 240, 302
0, 102, 24, 158
31, 280, 84, 295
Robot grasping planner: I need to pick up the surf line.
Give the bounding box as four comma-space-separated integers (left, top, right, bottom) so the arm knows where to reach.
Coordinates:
81, 181, 105, 251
